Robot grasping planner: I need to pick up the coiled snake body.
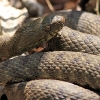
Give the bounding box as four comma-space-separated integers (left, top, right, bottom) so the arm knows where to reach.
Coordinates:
0, 10, 100, 100
47, 26, 100, 55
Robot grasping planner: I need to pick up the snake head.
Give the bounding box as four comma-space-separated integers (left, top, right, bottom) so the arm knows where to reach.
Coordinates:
41, 15, 65, 38
33, 15, 65, 49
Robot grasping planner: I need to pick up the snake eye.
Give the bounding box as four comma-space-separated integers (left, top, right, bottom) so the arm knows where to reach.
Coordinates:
57, 21, 61, 24
44, 25, 51, 32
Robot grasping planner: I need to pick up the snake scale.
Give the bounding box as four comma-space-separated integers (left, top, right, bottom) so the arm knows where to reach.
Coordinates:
47, 26, 100, 55
0, 10, 100, 100
4, 80, 100, 100
0, 51, 100, 100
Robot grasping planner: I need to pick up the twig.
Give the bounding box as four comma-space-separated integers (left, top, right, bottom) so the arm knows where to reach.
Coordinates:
45, 0, 55, 12
95, 0, 100, 15
0, 19, 3, 35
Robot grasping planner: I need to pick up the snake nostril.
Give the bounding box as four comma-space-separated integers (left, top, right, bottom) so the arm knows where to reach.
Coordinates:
44, 25, 51, 32
57, 21, 61, 24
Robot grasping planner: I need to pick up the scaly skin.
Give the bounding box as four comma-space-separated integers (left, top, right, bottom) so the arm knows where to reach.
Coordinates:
4, 80, 100, 100
0, 51, 100, 91
0, 15, 65, 60
46, 10, 100, 37
46, 26, 100, 55
0, 10, 100, 99
0, 1, 28, 36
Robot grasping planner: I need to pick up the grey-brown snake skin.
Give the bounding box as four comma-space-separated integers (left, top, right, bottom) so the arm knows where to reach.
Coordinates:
4, 80, 100, 100
0, 11, 100, 100
47, 26, 100, 55
0, 51, 100, 99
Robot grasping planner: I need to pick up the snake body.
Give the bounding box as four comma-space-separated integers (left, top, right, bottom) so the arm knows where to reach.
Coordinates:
0, 1, 28, 36
0, 51, 100, 99
47, 26, 100, 55
0, 9, 100, 99
45, 10, 100, 37
0, 51, 100, 90
4, 79, 100, 100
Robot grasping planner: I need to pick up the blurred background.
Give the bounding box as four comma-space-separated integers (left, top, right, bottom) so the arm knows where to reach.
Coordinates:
7, 0, 100, 17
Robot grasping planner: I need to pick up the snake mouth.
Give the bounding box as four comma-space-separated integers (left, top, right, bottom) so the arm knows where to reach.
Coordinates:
48, 25, 63, 37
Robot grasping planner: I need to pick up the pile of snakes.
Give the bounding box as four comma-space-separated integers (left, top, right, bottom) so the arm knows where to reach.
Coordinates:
0, 9, 100, 100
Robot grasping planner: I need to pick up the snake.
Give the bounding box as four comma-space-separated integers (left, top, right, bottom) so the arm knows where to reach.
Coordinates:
0, 15, 65, 61
46, 26, 100, 55
4, 79, 100, 100
0, 10, 100, 100
0, 51, 100, 100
